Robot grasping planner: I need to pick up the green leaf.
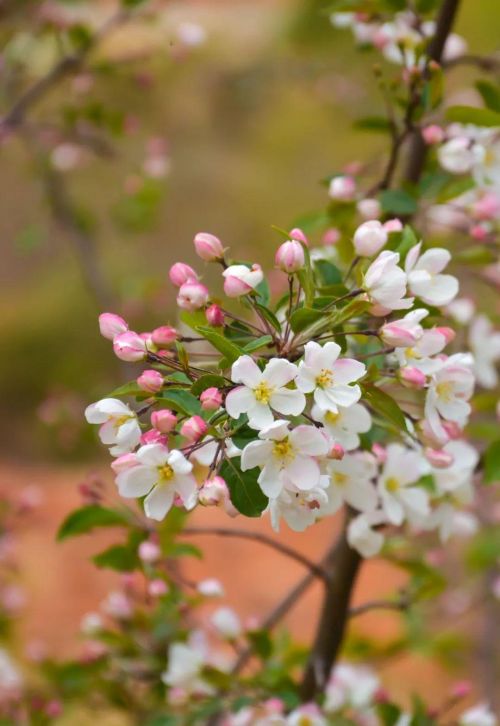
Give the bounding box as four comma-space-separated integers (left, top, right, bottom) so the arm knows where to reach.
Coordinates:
330, 298, 370, 327
107, 380, 145, 398
475, 80, 500, 112
380, 189, 417, 215
377, 703, 402, 726
243, 335, 274, 354
93, 545, 139, 572
220, 458, 268, 517
190, 374, 227, 397
483, 439, 500, 484
289, 307, 324, 333
353, 116, 392, 133
445, 105, 500, 127
362, 384, 409, 433
247, 629, 273, 660
159, 388, 201, 415
456, 247, 497, 265
255, 278, 270, 306
394, 225, 418, 259
256, 302, 282, 332
314, 259, 342, 285
168, 542, 203, 559
195, 326, 243, 367
466, 529, 500, 571
437, 176, 475, 203
57, 505, 129, 541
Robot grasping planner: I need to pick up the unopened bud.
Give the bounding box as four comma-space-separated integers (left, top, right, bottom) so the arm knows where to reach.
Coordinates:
275, 239, 305, 273
137, 369, 163, 393
169, 262, 198, 287
180, 415, 207, 442
206, 303, 224, 327
194, 232, 225, 262
200, 387, 223, 411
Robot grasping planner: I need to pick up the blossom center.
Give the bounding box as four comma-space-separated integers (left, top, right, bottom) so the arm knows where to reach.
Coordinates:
385, 476, 400, 492
273, 438, 295, 461
405, 347, 421, 360
113, 414, 132, 429
435, 381, 453, 401
325, 410, 340, 424
315, 368, 333, 388
157, 463, 174, 482
333, 472, 348, 487
253, 381, 273, 404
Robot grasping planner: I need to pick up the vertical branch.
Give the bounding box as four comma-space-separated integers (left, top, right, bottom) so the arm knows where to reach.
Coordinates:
300, 511, 361, 700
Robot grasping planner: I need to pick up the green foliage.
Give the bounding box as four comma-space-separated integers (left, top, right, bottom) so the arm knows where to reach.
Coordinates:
362, 384, 409, 434
190, 374, 227, 396
220, 457, 268, 517
380, 189, 418, 215
289, 306, 325, 333
483, 439, 500, 484
314, 259, 342, 285
195, 326, 244, 367
475, 80, 500, 112
445, 105, 500, 127
466, 528, 500, 571
93, 543, 139, 571
57, 505, 129, 541
158, 388, 201, 416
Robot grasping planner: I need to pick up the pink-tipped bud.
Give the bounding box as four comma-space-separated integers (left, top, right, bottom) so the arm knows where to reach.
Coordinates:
180, 415, 207, 442
206, 303, 224, 327
353, 220, 388, 257
380, 322, 420, 348
450, 680, 472, 699
111, 453, 138, 474
275, 239, 305, 273
435, 326, 455, 344
138, 540, 161, 563
151, 409, 177, 433
473, 192, 500, 220
322, 228, 341, 245
441, 420, 462, 440
357, 198, 381, 220
151, 326, 177, 347
177, 281, 209, 311
198, 475, 228, 506
45, 701, 63, 718
470, 223, 490, 241
194, 232, 225, 262
399, 366, 427, 388
99, 312, 128, 340
372, 443, 387, 464
425, 447, 454, 468
328, 175, 356, 201
113, 331, 147, 362
169, 262, 198, 287
137, 369, 163, 393
328, 443, 345, 460
148, 579, 168, 597
140, 429, 168, 446
383, 218, 403, 234
289, 227, 308, 245
222, 264, 263, 297
422, 125, 444, 145
200, 387, 223, 411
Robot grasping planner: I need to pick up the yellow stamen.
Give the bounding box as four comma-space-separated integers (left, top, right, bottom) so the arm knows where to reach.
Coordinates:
325, 410, 340, 424
158, 464, 174, 482
333, 472, 348, 486
113, 414, 132, 429
273, 438, 294, 461
315, 368, 333, 388
253, 381, 273, 404
385, 476, 400, 492
435, 381, 453, 401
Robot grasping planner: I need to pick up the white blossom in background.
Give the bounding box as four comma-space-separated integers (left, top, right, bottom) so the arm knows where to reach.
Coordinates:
459, 703, 497, 726
394, 328, 449, 374
311, 402, 372, 450
324, 662, 379, 712
405, 243, 459, 307
211, 607, 242, 640
268, 482, 329, 533
377, 444, 429, 525
347, 510, 387, 558
363, 250, 413, 312
425, 355, 475, 440
0, 648, 22, 696
85, 398, 142, 456
469, 314, 500, 388
162, 634, 214, 698
324, 452, 378, 514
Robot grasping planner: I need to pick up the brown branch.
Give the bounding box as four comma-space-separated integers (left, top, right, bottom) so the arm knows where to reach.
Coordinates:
348, 593, 411, 618
181, 527, 330, 583
443, 53, 500, 73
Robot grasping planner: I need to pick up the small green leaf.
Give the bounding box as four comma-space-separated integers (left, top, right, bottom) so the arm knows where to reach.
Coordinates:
93, 545, 138, 572
445, 105, 500, 127
380, 189, 417, 215
377, 703, 402, 726
330, 299, 370, 327
437, 177, 475, 203
362, 384, 409, 433
256, 302, 282, 332
168, 542, 203, 559
354, 116, 392, 133
159, 388, 201, 415
255, 278, 270, 306
483, 440, 500, 484
191, 374, 227, 396
475, 80, 500, 112
107, 381, 145, 398
195, 326, 243, 367
220, 458, 268, 517
289, 307, 324, 333
243, 335, 274, 353
314, 259, 342, 285
57, 506, 129, 541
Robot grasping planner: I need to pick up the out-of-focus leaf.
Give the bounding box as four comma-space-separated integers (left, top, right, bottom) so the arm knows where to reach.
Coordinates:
466, 529, 500, 571
483, 440, 500, 484
315, 259, 342, 285
93, 544, 138, 572
437, 176, 475, 203
107, 381, 144, 397
445, 105, 500, 127
475, 80, 500, 112
57, 505, 129, 541
195, 326, 243, 366
354, 116, 392, 133
220, 457, 268, 517
380, 189, 417, 215
377, 703, 402, 726
256, 302, 282, 332
289, 307, 324, 333
362, 384, 409, 434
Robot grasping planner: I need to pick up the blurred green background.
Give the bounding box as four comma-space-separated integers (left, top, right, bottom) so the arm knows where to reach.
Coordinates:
0, 0, 498, 461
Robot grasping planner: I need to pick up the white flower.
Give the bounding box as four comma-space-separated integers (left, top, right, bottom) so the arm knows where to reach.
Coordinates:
191, 436, 240, 466
197, 578, 225, 598
85, 398, 141, 456
324, 663, 380, 712
394, 328, 448, 374
0, 648, 22, 695
225, 356, 305, 430
469, 314, 500, 388
311, 403, 371, 450
268, 481, 329, 532
222, 264, 264, 296
405, 243, 459, 307
363, 250, 413, 312
446, 298, 475, 325
432, 440, 478, 496
347, 510, 386, 558
459, 703, 497, 726
287, 706, 327, 726
353, 220, 388, 257
115, 444, 197, 520
425, 355, 475, 440
377, 444, 429, 525
296, 341, 366, 412
324, 452, 378, 514
241, 420, 328, 498
438, 137, 484, 174
211, 607, 242, 640
162, 635, 213, 696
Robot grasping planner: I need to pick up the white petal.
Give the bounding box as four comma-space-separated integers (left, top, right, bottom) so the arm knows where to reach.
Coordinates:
323, 384, 361, 408
290, 425, 328, 456
98, 420, 118, 445
345, 479, 378, 513
230, 355, 262, 387
332, 358, 366, 384
286, 455, 321, 489
295, 366, 317, 393
415, 247, 450, 274
258, 460, 284, 497
241, 440, 273, 470
381, 491, 404, 525
270, 388, 306, 416
262, 358, 297, 387
225, 386, 255, 419
137, 444, 169, 467
174, 474, 198, 507
168, 449, 193, 475
246, 402, 274, 430
116, 466, 156, 498
144, 484, 175, 521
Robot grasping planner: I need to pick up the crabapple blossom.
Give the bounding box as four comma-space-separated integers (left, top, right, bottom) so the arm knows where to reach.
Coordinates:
197, 578, 225, 598
468, 314, 500, 388
169, 262, 198, 287
311, 402, 371, 451
98, 312, 128, 340
151, 409, 177, 433
324, 663, 380, 712
347, 510, 387, 558
241, 420, 328, 497
211, 607, 242, 640
438, 137, 483, 175
384, 218, 403, 233
405, 243, 459, 307
222, 264, 264, 297
425, 355, 475, 440
353, 220, 387, 257
379, 309, 428, 348
115, 445, 197, 520
394, 327, 448, 374
193, 232, 224, 262
162, 637, 214, 697
200, 387, 223, 410
422, 124, 444, 145
205, 303, 224, 326
138, 540, 161, 563
296, 341, 365, 412
180, 415, 207, 442
289, 227, 308, 244
363, 250, 413, 312
113, 331, 147, 361
137, 369, 163, 393
328, 175, 356, 201
226, 356, 305, 430
177, 280, 209, 311
151, 326, 177, 346
141, 428, 167, 446
324, 452, 378, 514
275, 239, 305, 273
377, 444, 430, 525
85, 398, 141, 456
357, 197, 381, 219
459, 704, 497, 726
268, 481, 329, 532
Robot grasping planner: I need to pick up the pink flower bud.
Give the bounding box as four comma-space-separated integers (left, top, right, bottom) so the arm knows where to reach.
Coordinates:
140, 429, 168, 446
99, 312, 128, 340
328, 443, 345, 460
473, 192, 500, 220
383, 218, 403, 234
169, 262, 198, 287
353, 220, 388, 257
148, 579, 168, 597
372, 443, 387, 464
328, 175, 356, 201
422, 125, 444, 145
289, 227, 308, 245
180, 415, 207, 442
450, 680, 472, 699
194, 232, 225, 262
177, 281, 209, 311
111, 453, 138, 474
151, 326, 177, 347
425, 447, 454, 468
470, 223, 489, 241
45, 701, 63, 718
265, 698, 285, 715
357, 198, 381, 220
200, 387, 223, 411
198, 475, 228, 506
151, 409, 177, 433
275, 239, 305, 273
441, 420, 462, 440
113, 331, 147, 362
206, 303, 224, 327
138, 540, 161, 563
222, 264, 264, 297
434, 326, 455, 344
399, 366, 427, 388
380, 322, 419, 348
322, 228, 341, 245
137, 369, 163, 393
